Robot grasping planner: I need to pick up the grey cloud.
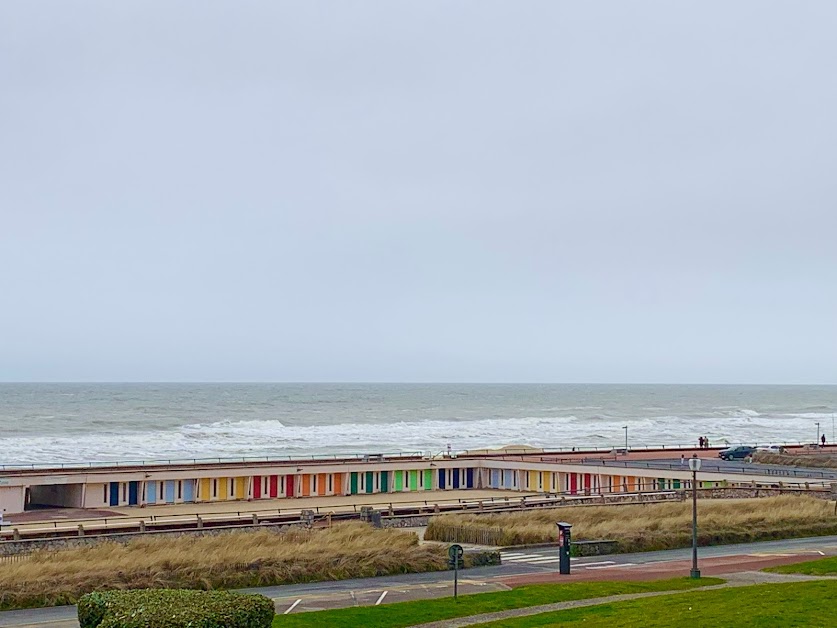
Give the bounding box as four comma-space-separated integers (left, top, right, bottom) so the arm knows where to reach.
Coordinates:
1, 1, 836, 383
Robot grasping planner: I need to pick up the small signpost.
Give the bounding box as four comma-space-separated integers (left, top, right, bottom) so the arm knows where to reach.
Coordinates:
448, 544, 464, 600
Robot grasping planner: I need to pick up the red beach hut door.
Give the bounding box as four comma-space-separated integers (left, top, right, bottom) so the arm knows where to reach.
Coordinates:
253, 476, 262, 499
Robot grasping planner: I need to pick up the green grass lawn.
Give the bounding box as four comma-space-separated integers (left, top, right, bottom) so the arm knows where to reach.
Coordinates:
272, 578, 722, 628
472, 580, 837, 627
766, 555, 837, 575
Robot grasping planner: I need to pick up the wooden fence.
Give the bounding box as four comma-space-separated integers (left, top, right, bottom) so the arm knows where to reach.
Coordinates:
425, 524, 508, 546
0, 552, 35, 564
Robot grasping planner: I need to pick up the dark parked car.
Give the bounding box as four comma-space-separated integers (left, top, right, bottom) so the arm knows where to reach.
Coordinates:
718, 445, 756, 461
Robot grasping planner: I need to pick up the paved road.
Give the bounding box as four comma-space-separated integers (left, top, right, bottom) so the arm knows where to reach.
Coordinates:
3, 535, 837, 627
592, 457, 837, 481
499, 535, 837, 571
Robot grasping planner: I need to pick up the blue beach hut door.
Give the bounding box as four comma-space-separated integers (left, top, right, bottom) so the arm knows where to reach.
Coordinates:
146, 481, 157, 504
109, 482, 119, 506
128, 482, 139, 505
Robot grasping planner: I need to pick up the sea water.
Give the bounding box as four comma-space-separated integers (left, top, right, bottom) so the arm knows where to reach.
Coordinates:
0, 383, 834, 464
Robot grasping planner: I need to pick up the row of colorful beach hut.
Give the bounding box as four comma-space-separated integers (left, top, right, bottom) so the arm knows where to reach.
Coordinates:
100, 467, 695, 507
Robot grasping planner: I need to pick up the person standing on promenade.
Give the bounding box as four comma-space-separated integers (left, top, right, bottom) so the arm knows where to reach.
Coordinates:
822, 434, 827, 448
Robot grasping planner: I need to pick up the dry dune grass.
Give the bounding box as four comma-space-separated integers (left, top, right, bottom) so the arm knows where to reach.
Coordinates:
426, 495, 837, 550
0, 523, 446, 610
754, 451, 837, 468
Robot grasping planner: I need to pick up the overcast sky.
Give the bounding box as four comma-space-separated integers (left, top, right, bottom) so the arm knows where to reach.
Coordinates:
1, 1, 836, 384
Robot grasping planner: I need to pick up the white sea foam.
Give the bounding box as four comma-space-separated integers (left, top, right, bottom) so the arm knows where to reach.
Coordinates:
784, 412, 837, 420
723, 408, 761, 418
0, 416, 577, 463
0, 409, 829, 464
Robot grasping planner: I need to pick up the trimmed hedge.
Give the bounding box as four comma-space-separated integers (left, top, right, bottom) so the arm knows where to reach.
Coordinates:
77, 589, 274, 628
464, 550, 502, 567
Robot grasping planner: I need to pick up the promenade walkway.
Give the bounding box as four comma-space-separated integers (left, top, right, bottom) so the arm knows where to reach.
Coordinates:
4, 488, 533, 533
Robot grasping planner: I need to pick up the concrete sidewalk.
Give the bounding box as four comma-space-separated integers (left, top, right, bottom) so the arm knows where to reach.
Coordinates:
4, 489, 532, 533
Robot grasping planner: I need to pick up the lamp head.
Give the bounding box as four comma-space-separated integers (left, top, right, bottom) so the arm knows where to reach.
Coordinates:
688, 456, 702, 472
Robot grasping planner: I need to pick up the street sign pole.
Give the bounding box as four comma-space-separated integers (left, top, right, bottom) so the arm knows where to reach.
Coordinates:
448, 544, 464, 601
454, 558, 458, 600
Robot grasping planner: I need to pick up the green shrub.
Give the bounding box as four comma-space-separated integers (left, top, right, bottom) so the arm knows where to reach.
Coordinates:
77, 591, 109, 628
77, 589, 274, 628
464, 551, 502, 567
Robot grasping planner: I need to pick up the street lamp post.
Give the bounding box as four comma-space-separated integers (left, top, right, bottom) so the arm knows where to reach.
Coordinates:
817, 422, 821, 447
623, 426, 628, 454
689, 455, 702, 579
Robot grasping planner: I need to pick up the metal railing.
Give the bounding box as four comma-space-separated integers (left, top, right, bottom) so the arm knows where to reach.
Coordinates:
1, 442, 831, 471
0, 490, 678, 541
0, 451, 426, 472
462, 441, 828, 456
574, 458, 837, 480
0, 494, 529, 537
1, 484, 825, 547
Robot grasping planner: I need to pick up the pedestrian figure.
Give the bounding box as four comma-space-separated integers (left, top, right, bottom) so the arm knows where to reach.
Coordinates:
705, 437, 710, 448
822, 434, 827, 447
698, 436, 704, 449
680, 454, 686, 466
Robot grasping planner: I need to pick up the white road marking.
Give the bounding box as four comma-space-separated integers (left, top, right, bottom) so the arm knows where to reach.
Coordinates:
375, 591, 388, 605
586, 562, 637, 569
576, 561, 616, 568
501, 554, 550, 562
284, 599, 302, 615
502, 552, 591, 565
818, 551, 825, 556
